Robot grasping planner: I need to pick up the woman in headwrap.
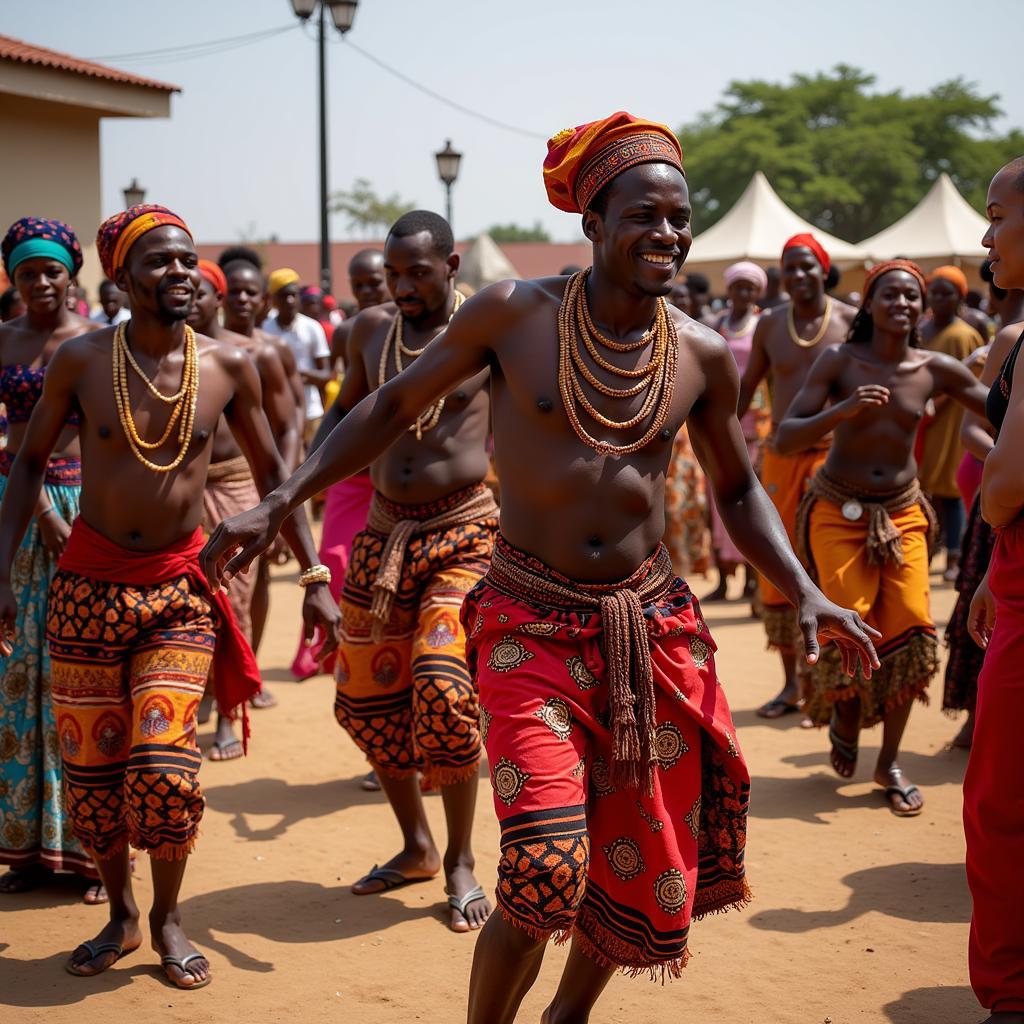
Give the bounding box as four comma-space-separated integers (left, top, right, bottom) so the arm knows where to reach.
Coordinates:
775, 260, 987, 817
0, 218, 102, 900
706, 261, 768, 600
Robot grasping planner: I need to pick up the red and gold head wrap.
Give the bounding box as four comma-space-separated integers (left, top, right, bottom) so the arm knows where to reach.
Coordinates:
543, 112, 684, 214
197, 258, 227, 297
928, 264, 969, 299
863, 259, 927, 301
96, 204, 192, 280
782, 233, 831, 275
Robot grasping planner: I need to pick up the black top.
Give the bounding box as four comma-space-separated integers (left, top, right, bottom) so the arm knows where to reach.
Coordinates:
986, 328, 1024, 437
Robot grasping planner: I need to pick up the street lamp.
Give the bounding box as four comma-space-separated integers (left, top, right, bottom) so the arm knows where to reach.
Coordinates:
435, 139, 462, 231
289, 0, 359, 293
122, 178, 145, 208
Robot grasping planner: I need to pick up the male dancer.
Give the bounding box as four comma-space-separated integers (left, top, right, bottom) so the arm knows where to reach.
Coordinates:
203, 114, 878, 1022
0, 206, 339, 990
188, 259, 299, 755
738, 235, 857, 718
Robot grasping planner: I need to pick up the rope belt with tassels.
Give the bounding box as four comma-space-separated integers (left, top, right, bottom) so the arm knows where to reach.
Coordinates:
486, 542, 675, 796
365, 486, 499, 642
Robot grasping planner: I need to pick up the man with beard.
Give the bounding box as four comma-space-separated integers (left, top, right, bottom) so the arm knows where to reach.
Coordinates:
738, 235, 857, 720
0, 205, 339, 990
201, 114, 878, 1021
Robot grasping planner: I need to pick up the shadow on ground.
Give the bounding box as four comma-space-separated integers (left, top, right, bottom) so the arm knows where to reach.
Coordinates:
883, 985, 980, 1023
749, 861, 970, 933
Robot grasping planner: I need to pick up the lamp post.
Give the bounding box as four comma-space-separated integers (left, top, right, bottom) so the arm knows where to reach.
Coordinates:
122, 178, 145, 208
290, 0, 358, 294
434, 140, 462, 232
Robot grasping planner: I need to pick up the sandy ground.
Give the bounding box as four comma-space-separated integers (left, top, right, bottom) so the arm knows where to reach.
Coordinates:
0, 560, 981, 1024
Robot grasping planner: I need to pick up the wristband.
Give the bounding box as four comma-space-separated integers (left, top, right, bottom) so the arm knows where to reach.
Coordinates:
298, 564, 332, 588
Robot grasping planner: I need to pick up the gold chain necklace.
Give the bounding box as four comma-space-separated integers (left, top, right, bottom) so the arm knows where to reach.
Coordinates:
112, 321, 199, 472
558, 269, 676, 456
378, 290, 464, 440
787, 296, 832, 348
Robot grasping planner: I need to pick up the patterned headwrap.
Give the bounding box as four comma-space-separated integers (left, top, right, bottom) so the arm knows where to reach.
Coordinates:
2, 217, 83, 277
543, 111, 684, 214
197, 259, 227, 297
928, 264, 969, 299
782, 233, 831, 275
96, 204, 192, 280
268, 267, 301, 296
723, 260, 768, 292
863, 259, 927, 300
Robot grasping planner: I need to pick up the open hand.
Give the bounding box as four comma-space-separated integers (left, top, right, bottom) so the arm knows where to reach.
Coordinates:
798, 589, 881, 678
38, 512, 71, 560
301, 584, 341, 665
838, 385, 889, 420
968, 572, 995, 649
200, 497, 285, 590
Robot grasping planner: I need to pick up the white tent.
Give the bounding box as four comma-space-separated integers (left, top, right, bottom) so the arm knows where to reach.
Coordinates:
685, 171, 868, 289
457, 233, 519, 293
859, 173, 989, 270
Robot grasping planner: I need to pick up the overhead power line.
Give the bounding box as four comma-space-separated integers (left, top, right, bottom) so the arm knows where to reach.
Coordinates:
85, 24, 296, 64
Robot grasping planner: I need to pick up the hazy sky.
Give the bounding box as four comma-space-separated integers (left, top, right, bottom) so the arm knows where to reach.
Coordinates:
8, 1, 1022, 245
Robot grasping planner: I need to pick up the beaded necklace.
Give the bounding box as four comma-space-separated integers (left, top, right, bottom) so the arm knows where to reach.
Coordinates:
378, 290, 464, 441
787, 296, 832, 348
557, 269, 677, 456
112, 321, 199, 473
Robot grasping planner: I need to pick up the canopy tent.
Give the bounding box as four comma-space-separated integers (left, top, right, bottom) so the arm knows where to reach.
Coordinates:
859, 173, 989, 274
685, 171, 868, 292
457, 232, 519, 293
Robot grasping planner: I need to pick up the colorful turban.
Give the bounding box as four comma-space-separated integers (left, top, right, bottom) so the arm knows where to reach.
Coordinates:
197, 259, 227, 296
863, 259, 927, 300
300, 285, 323, 299
928, 265, 969, 299
2, 217, 83, 277
723, 260, 768, 292
268, 268, 300, 296
782, 233, 831, 275
96, 204, 192, 280
543, 111, 684, 214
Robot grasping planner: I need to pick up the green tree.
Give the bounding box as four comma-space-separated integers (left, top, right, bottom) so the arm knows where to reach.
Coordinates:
487, 221, 551, 243
330, 178, 416, 235
679, 65, 1024, 241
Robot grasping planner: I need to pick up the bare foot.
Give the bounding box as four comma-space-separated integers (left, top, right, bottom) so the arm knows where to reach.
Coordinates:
351, 847, 441, 895
446, 861, 491, 932
65, 914, 142, 975
250, 687, 277, 710
756, 682, 802, 719
829, 710, 859, 779
952, 711, 975, 749
151, 911, 211, 989
875, 764, 924, 817
82, 883, 108, 905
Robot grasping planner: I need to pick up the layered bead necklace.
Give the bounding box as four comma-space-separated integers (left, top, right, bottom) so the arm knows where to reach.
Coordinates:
378, 289, 464, 441
787, 296, 832, 348
557, 269, 677, 456
112, 320, 199, 473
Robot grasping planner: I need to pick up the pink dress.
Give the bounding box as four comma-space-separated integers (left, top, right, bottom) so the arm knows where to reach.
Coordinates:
710, 311, 761, 565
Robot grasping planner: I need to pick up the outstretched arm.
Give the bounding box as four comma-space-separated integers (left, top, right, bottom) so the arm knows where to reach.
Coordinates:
774, 349, 887, 455
202, 286, 499, 586
932, 351, 989, 418
737, 314, 770, 418
688, 332, 879, 675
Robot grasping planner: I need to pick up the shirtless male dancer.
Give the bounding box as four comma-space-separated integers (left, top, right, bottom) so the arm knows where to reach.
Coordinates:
0, 206, 339, 991
202, 114, 878, 1022
187, 259, 300, 758
738, 235, 857, 719
309, 212, 496, 932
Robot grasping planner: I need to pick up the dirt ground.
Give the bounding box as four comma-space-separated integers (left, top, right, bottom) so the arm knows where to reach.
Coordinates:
0, 561, 980, 1024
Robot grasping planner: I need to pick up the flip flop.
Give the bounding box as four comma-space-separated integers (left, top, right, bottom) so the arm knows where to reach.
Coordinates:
352, 864, 434, 895
160, 952, 212, 990
249, 689, 277, 710
756, 698, 803, 719
447, 885, 488, 932
881, 769, 923, 818
65, 939, 139, 977
828, 714, 858, 777
360, 770, 381, 792
207, 738, 243, 762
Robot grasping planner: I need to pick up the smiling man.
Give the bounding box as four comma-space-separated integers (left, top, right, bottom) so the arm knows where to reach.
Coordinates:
201, 113, 879, 1022
0, 204, 339, 992
738, 235, 857, 720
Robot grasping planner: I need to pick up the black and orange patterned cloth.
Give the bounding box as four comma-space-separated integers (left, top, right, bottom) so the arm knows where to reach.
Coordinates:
461, 536, 751, 979
46, 570, 216, 860
334, 484, 497, 787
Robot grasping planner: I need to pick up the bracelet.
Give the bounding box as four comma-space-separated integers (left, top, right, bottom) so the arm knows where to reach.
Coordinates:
298, 564, 332, 588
